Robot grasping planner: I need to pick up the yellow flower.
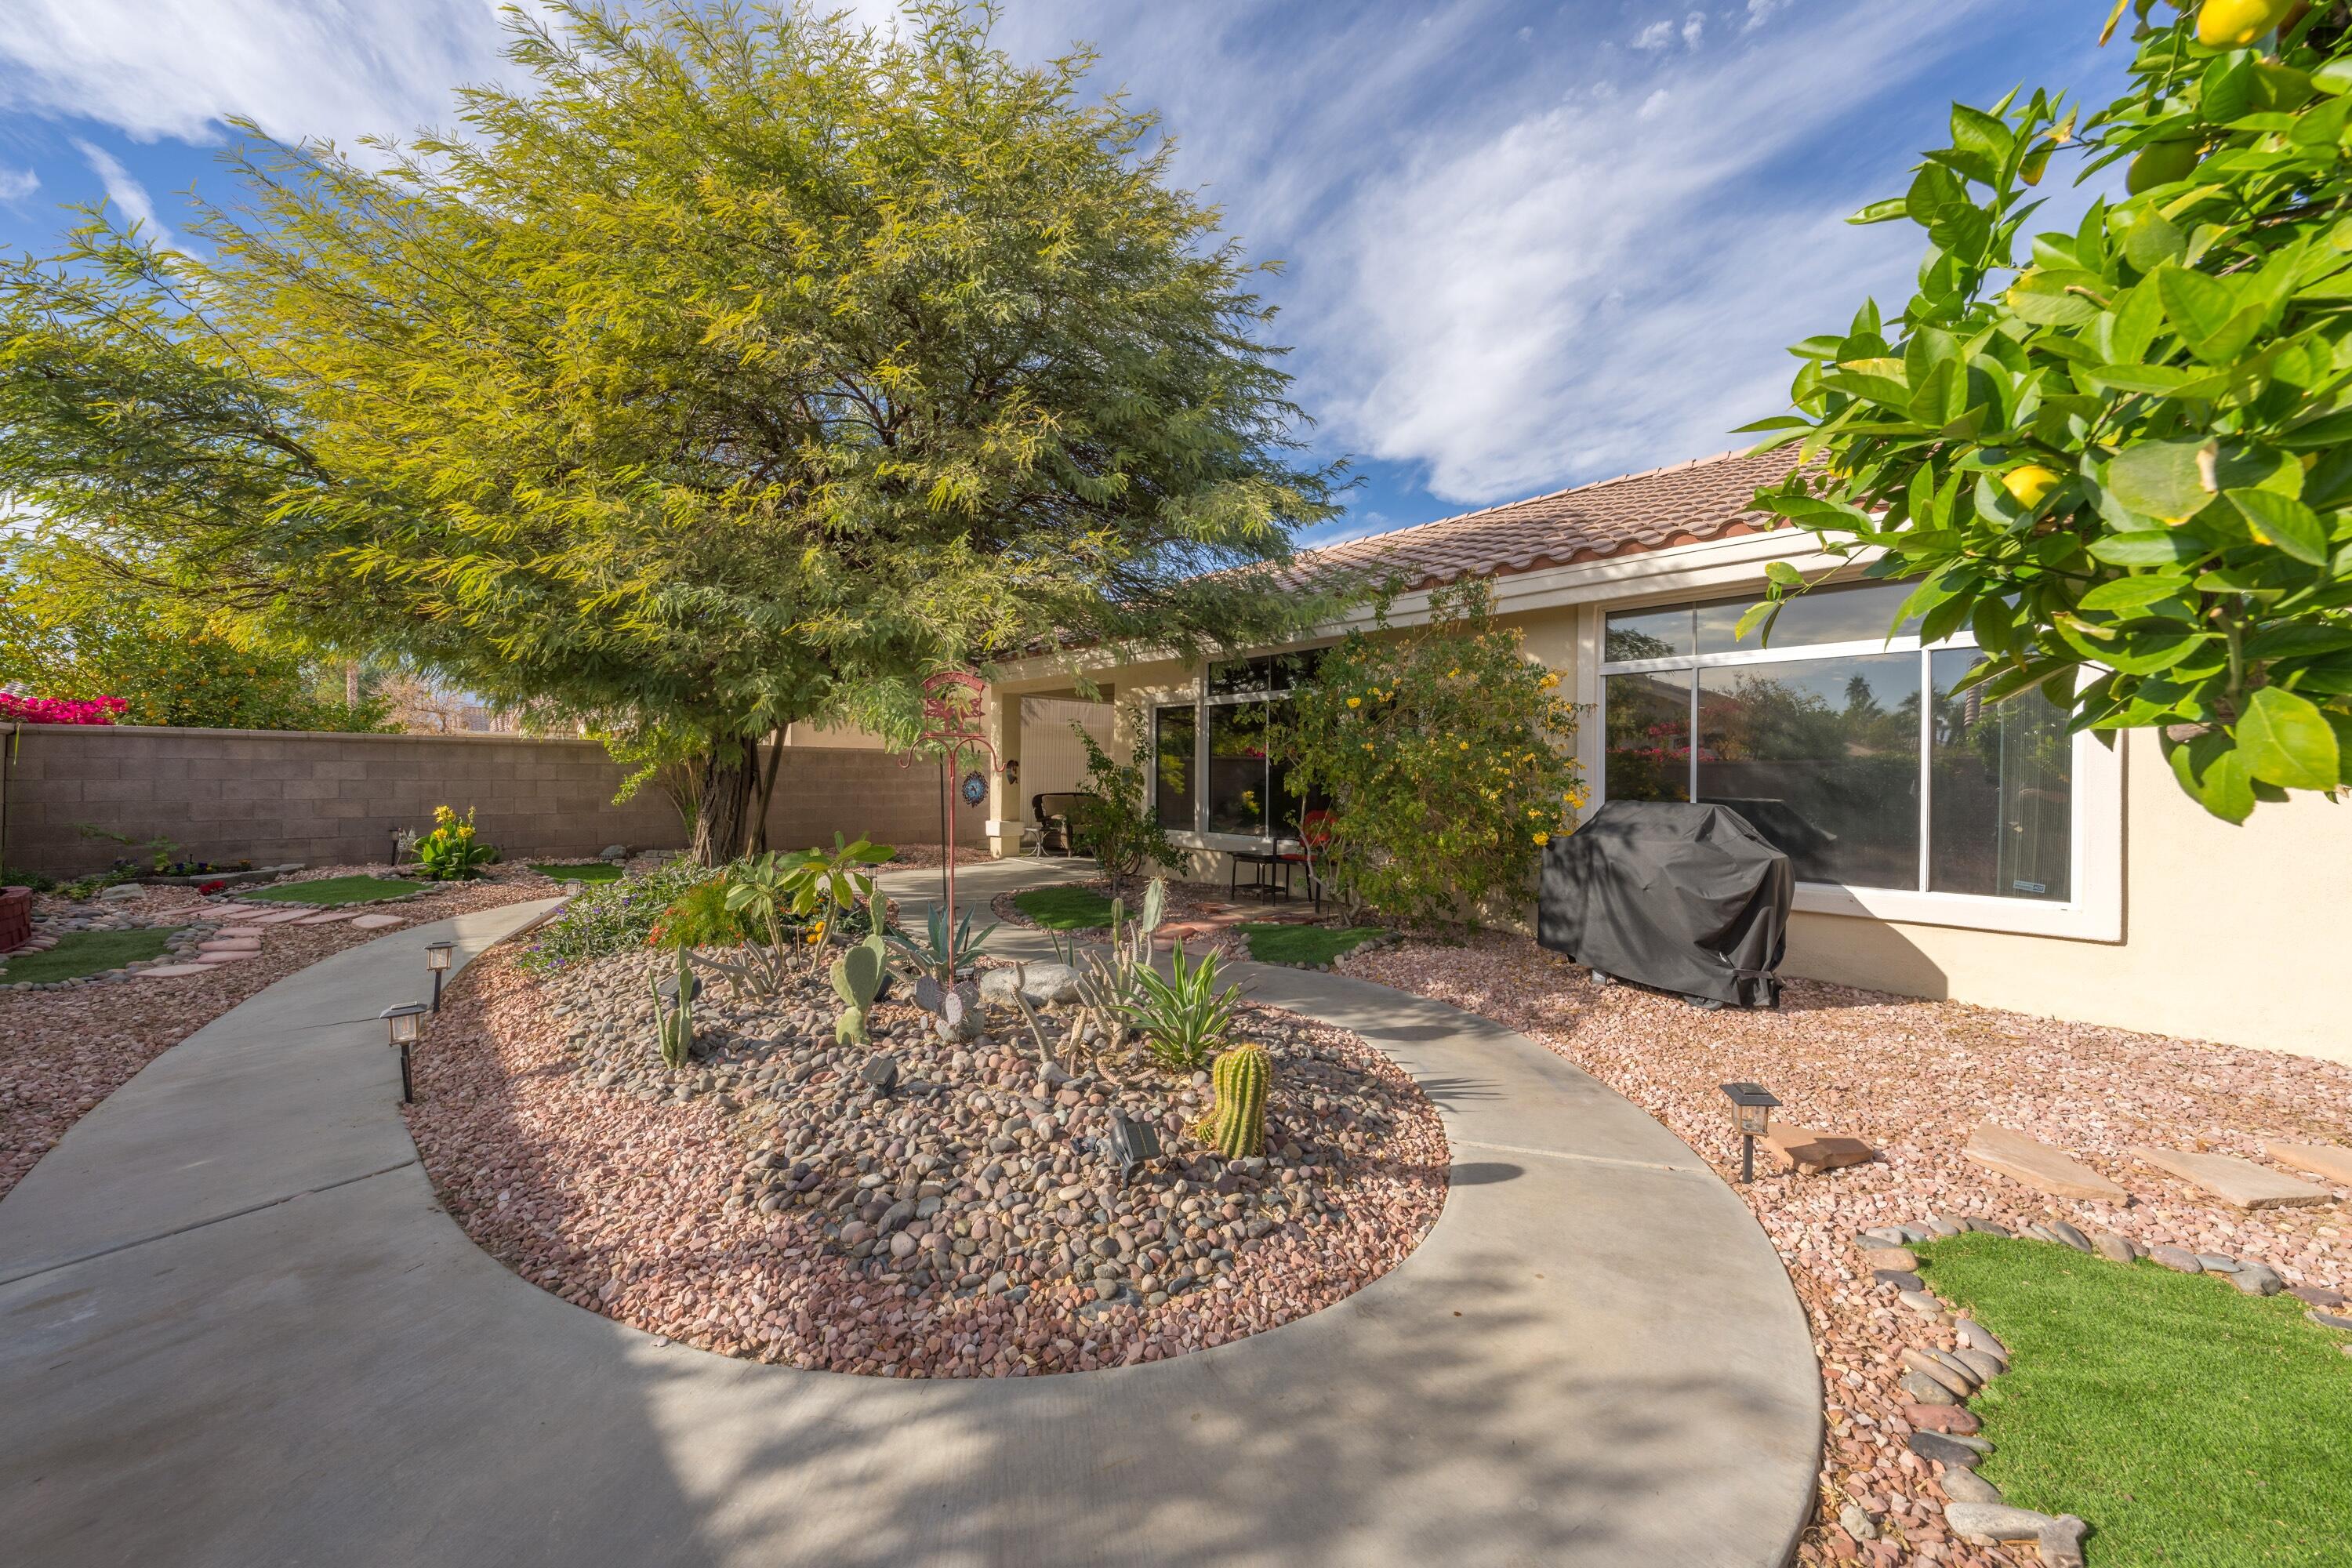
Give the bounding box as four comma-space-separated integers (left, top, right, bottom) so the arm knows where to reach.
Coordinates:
1362, 742, 1374, 751
1533, 831, 1550, 845
1448, 667, 1461, 678
1538, 673, 1560, 690
1347, 696, 1362, 709
1458, 740, 1469, 750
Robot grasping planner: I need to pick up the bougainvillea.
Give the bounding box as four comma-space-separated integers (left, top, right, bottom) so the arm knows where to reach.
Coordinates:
1275, 581, 1585, 929
0, 693, 127, 724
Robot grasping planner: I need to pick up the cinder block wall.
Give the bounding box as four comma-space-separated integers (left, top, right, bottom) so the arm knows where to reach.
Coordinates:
0, 724, 985, 878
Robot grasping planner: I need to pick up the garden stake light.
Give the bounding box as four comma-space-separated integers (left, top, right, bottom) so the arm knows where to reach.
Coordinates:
382, 1004, 427, 1103
426, 940, 454, 1011
1719, 1082, 1778, 1184
1106, 1110, 1162, 1183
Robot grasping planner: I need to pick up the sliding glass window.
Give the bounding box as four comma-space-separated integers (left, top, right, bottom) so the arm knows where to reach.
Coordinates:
1600, 581, 2072, 901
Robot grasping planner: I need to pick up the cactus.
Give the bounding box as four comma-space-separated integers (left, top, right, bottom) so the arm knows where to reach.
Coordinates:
651, 946, 695, 1069
830, 931, 887, 1044
1192, 1041, 1271, 1160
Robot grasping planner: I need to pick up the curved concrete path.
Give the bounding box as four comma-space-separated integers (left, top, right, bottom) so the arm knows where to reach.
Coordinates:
0, 862, 1819, 1567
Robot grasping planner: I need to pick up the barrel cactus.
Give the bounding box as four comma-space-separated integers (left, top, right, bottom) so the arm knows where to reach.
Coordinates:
830, 931, 887, 1045
1192, 1041, 1271, 1160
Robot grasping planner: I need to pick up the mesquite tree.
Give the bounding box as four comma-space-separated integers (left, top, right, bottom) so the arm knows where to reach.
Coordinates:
1745, 0, 2352, 822
0, 2, 1340, 861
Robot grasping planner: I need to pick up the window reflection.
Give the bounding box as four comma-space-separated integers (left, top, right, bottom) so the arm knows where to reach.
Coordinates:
1929, 649, 2071, 901
1603, 670, 1692, 803
1207, 702, 1274, 836
1153, 706, 1196, 831
1694, 652, 1921, 886
1695, 579, 1921, 654
1604, 604, 1692, 662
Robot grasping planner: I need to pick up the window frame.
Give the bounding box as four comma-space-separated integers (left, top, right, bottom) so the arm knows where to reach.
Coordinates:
1148, 646, 1334, 849
1589, 589, 2122, 942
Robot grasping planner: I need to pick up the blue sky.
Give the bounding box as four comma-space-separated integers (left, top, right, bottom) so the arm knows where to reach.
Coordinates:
0, 1, 2129, 548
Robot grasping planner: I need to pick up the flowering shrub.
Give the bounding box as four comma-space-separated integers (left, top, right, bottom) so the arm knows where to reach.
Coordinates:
1276, 580, 1584, 929
517, 859, 710, 972
0, 693, 127, 724
412, 804, 499, 880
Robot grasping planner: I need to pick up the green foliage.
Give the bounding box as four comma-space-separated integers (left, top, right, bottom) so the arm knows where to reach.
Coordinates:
0, 925, 176, 984
1920, 1232, 2352, 1566
413, 804, 499, 880
829, 931, 889, 1045
0, 1, 1346, 862
1192, 1040, 1270, 1160
1276, 581, 1585, 927
0, 537, 392, 733
1238, 923, 1388, 967
518, 859, 709, 972
0, 866, 58, 894
1067, 726, 1178, 897
1130, 939, 1244, 1074
886, 902, 997, 982
1746, 6, 2352, 822
651, 946, 696, 1070
648, 878, 758, 950
75, 822, 184, 873
244, 875, 416, 906
772, 833, 891, 946
1013, 884, 1120, 931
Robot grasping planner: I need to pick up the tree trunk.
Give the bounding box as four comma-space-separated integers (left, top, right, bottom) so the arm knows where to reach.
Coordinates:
688, 735, 761, 866
748, 728, 786, 855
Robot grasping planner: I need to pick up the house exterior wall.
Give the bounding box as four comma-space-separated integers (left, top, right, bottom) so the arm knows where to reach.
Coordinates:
0, 724, 982, 878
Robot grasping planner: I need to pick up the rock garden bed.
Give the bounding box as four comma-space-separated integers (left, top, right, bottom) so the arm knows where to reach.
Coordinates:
1338, 929, 2352, 1568
403, 942, 1447, 1377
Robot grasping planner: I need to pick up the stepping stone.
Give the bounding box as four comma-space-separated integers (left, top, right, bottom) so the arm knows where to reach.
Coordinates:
2128, 1145, 2332, 1209
136, 964, 214, 978
294, 909, 363, 925
245, 910, 311, 924
1764, 1120, 1876, 1175
210, 926, 267, 938
350, 913, 406, 930
1962, 1122, 2128, 1203
194, 949, 257, 964
199, 936, 261, 949
2266, 1143, 2352, 1187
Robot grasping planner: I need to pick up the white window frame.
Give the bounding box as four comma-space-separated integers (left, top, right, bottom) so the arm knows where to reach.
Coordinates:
1149, 649, 1335, 852
1585, 589, 2122, 942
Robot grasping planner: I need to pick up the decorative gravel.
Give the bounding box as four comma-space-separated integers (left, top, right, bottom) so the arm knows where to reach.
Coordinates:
1338, 931, 2352, 1568
0, 870, 550, 1201
403, 946, 1447, 1377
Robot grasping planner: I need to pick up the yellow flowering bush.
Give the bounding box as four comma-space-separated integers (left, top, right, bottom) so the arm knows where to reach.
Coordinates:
1276, 581, 1584, 928
413, 803, 500, 880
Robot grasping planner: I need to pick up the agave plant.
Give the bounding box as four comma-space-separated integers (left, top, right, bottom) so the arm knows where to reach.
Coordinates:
1130, 937, 1246, 1075
885, 902, 997, 985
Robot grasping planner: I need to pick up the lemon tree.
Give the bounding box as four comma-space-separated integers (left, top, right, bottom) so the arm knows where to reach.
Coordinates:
1746, 1, 2352, 821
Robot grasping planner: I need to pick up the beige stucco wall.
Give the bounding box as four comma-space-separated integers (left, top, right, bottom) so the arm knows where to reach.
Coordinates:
1783, 731, 2352, 1065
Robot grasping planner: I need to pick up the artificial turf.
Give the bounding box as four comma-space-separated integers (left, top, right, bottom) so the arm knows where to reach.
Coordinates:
1012, 885, 1120, 931
243, 875, 419, 906
531, 862, 623, 884
0, 926, 177, 984
1917, 1232, 2352, 1566
1238, 923, 1388, 966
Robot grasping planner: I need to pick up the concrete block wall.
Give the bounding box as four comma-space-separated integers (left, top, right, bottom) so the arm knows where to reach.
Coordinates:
0, 724, 985, 878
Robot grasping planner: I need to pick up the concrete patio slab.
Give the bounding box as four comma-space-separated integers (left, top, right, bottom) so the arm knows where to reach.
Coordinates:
0, 862, 1820, 1567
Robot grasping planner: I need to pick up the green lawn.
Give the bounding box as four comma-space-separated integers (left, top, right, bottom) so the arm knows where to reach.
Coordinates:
1239, 923, 1388, 966
531, 862, 622, 884
1013, 885, 1120, 931
244, 875, 419, 906
1918, 1232, 2352, 1566
1, 926, 177, 984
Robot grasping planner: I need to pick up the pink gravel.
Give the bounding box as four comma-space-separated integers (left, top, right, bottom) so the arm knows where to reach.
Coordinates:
404, 950, 1447, 1377
1, 873, 549, 1200
1338, 929, 2352, 1566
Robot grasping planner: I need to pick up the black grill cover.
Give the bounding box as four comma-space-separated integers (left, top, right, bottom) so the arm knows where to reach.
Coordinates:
1538, 800, 1792, 1007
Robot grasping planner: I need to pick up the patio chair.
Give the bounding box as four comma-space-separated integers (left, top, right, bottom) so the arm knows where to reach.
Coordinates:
1030, 792, 1097, 856
1275, 808, 1335, 915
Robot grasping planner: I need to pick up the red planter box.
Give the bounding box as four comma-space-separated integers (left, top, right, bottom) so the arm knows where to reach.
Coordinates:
0, 887, 30, 954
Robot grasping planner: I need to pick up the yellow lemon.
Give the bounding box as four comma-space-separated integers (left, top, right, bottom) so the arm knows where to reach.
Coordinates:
2002, 463, 2063, 509
2196, 0, 2297, 47
2125, 139, 2201, 194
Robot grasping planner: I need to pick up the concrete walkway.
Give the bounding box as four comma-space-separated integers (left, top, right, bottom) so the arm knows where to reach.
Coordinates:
0, 861, 1820, 1567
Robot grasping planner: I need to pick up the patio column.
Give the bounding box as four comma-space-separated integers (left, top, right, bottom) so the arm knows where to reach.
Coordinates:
983, 687, 1023, 858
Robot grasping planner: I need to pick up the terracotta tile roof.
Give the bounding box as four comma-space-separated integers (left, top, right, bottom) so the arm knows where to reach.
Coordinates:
1302, 445, 1801, 592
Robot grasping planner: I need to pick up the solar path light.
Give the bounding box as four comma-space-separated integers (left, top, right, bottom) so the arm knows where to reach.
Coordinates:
426, 939, 456, 1011
1719, 1081, 1780, 1183
383, 1004, 427, 1104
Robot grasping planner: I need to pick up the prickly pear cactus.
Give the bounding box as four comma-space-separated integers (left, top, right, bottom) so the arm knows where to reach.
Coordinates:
651, 947, 695, 1069
831, 932, 887, 1044
1192, 1041, 1270, 1160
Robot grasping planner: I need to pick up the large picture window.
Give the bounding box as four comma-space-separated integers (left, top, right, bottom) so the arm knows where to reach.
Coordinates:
1152, 651, 1326, 840
1601, 580, 2073, 902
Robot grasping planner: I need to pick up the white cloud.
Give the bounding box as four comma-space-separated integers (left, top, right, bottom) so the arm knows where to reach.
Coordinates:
1632, 19, 1679, 50
1745, 0, 1792, 31
72, 139, 177, 248
0, 165, 36, 201
1682, 11, 1707, 48
1637, 88, 1673, 120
